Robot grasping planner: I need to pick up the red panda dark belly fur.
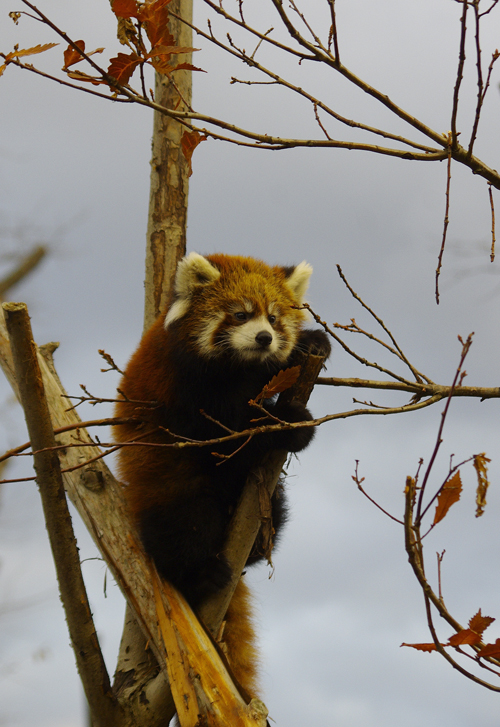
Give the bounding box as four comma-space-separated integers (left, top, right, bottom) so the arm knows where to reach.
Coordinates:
113, 253, 331, 697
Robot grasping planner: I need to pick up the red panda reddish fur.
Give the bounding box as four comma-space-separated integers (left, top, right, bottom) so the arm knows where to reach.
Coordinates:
113, 253, 330, 697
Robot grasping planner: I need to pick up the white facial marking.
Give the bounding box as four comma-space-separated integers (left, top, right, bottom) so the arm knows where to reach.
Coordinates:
164, 298, 190, 328
229, 315, 281, 361
196, 311, 226, 355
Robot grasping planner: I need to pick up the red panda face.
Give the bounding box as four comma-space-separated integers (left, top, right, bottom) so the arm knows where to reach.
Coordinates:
165, 253, 312, 364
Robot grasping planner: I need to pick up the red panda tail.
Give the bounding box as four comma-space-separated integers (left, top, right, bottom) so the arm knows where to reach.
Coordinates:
220, 577, 259, 697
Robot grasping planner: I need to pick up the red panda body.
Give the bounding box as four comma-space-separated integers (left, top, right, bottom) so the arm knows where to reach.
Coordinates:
114, 253, 330, 695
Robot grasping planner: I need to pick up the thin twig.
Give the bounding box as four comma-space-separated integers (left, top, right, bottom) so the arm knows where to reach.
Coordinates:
352, 460, 403, 524
304, 304, 423, 385
478, 0, 499, 17
287, 0, 325, 51
415, 334, 474, 525
435, 136, 453, 304
0, 417, 144, 465
0, 394, 453, 485
313, 102, 332, 140
326, 0, 340, 62
488, 182, 496, 261
176, 6, 447, 153
437, 550, 446, 603
335, 265, 431, 382
451, 0, 468, 150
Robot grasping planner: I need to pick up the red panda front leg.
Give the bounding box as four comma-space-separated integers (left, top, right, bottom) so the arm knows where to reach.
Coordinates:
257, 326, 330, 451
261, 398, 316, 453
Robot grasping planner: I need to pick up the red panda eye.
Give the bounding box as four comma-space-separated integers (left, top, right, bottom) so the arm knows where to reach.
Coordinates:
268, 315, 276, 325
234, 312, 247, 322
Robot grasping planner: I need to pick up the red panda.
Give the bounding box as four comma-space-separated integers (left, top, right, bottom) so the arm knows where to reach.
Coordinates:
113, 252, 330, 697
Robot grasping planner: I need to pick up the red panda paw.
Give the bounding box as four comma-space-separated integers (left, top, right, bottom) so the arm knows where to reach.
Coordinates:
271, 399, 315, 453
296, 328, 331, 358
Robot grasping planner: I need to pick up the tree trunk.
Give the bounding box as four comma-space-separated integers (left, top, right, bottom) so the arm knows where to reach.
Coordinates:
143, 0, 193, 330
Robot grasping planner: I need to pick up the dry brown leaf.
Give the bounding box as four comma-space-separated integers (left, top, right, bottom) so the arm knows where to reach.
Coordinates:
62, 42, 105, 71
474, 452, 491, 517
147, 45, 199, 58
469, 608, 495, 636
10, 42, 58, 59
256, 366, 301, 402
63, 40, 85, 70
138, 0, 174, 48
477, 639, 500, 658
1, 42, 58, 76
65, 70, 107, 86
400, 642, 438, 652
112, 0, 139, 18
448, 628, 482, 647
180, 129, 207, 176
107, 52, 142, 85
433, 471, 462, 525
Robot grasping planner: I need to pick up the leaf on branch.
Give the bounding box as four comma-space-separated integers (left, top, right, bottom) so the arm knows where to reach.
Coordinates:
468, 609, 495, 636
149, 58, 175, 74
474, 452, 491, 518
112, 0, 140, 19
138, 0, 174, 49
147, 46, 203, 75
477, 639, 500, 658
401, 642, 438, 652
181, 129, 207, 176
255, 366, 301, 403
433, 471, 462, 525
172, 62, 206, 73
147, 45, 199, 59
62, 41, 105, 71
107, 52, 142, 85
65, 70, 108, 86
11, 43, 58, 59
0, 43, 59, 76
445, 610, 494, 648
63, 40, 86, 70
448, 628, 482, 647
112, 0, 175, 51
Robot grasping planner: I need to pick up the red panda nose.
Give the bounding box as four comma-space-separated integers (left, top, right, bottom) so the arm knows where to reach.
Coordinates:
255, 330, 273, 348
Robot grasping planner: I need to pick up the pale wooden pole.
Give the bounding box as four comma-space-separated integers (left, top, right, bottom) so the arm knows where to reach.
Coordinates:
143, 0, 193, 330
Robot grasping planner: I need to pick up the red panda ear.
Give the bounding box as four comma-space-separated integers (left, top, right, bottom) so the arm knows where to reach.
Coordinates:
165, 253, 221, 328
175, 252, 221, 297
284, 261, 313, 303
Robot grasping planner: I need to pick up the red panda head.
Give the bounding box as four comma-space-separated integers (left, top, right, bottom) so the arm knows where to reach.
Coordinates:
164, 253, 312, 364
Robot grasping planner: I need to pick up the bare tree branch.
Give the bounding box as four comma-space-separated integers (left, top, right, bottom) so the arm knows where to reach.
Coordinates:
0, 245, 46, 298
3, 302, 123, 727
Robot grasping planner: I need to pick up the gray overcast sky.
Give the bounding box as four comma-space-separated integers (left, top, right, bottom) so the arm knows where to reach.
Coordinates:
1, 1, 500, 725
